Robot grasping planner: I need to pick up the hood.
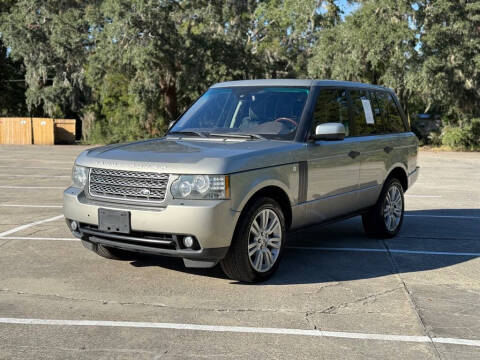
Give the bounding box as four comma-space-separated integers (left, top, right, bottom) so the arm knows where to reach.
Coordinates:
75, 137, 307, 174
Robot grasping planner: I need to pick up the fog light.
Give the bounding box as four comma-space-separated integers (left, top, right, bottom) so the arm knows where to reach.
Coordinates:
183, 236, 194, 248
70, 220, 78, 231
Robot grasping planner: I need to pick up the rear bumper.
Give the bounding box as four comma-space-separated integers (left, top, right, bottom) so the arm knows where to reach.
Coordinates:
64, 187, 239, 262
408, 166, 420, 188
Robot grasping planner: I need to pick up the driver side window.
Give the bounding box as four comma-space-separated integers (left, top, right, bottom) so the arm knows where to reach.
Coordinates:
312, 88, 349, 136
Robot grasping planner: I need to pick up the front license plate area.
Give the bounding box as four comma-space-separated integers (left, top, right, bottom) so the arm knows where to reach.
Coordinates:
98, 209, 131, 234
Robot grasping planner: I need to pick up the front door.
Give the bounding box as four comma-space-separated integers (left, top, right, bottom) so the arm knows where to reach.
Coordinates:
305, 88, 360, 223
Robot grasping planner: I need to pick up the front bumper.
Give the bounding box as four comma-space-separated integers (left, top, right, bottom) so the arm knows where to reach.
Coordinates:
64, 187, 239, 262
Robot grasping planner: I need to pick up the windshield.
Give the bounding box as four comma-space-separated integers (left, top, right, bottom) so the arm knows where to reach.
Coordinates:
170, 86, 310, 140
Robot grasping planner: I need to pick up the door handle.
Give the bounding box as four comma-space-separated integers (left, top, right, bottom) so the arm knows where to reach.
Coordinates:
384, 146, 393, 153
348, 150, 360, 159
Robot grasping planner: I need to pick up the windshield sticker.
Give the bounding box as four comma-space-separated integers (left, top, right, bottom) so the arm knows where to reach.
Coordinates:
361, 99, 375, 124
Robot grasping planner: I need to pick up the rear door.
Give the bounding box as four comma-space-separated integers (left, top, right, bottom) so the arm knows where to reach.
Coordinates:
349, 89, 386, 209
305, 88, 361, 223
353, 90, 409, 209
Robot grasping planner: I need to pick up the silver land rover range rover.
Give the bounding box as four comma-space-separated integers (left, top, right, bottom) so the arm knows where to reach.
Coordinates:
64, 79, 419, 282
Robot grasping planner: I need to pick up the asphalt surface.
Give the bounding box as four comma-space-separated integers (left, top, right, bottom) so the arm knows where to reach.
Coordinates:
0, 145, 479, 359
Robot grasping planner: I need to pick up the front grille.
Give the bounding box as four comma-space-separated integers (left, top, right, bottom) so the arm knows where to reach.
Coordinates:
88, 168, 169, 203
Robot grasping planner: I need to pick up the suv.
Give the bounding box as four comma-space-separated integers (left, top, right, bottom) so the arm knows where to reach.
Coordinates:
64, 79, 419, 282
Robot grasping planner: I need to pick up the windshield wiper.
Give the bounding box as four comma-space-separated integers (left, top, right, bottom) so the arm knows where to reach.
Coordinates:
209, 132, 266, 140
167, 131, 207, 138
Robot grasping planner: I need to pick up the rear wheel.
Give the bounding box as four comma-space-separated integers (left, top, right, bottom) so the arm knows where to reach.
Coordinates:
362, 178, 404, 238
221, 197, 286, 282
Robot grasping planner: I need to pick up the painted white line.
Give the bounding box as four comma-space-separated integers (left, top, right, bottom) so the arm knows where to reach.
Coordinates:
0, 236, 76, 241
2, 237, 477, 257
0, 165, 70, 170
405, 214, 480, 220
0, 317, 479, 347
0, 174, 69, 178
405, 195, 442, 198
0, 215, 64, 237
0, 204, 62, 208
0, 159, 73, 164
288, 246, 480, 257
0, 186, 64, 189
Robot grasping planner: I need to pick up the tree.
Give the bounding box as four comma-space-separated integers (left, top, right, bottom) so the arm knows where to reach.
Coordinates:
0, 0, 92, 117
86, 0, 254, 137
0, 0, 27, 116
252, 0, 341, 78
416, 0, 480, 120
308, 0, 419, 116
0, 43, 28, 116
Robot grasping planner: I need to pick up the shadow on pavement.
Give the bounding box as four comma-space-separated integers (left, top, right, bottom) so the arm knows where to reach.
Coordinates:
128, 208, 480, 285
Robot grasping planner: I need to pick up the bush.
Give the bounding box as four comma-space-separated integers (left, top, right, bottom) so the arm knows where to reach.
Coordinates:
441, 118, 480, 151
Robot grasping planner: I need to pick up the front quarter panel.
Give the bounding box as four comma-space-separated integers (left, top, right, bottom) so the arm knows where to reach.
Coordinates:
230, 163, 301, 213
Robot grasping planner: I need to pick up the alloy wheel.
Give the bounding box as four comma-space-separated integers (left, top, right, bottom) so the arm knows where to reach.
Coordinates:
383, 185, 403, 232
248, 208, 282, 272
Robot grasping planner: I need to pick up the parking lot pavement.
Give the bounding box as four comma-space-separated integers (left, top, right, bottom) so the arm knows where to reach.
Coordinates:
0, 145, 479, 359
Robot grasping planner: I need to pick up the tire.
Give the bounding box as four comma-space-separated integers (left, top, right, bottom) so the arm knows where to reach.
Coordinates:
362, 178, 405, 238
220, 197, 286, 283
94, 244, 135, 260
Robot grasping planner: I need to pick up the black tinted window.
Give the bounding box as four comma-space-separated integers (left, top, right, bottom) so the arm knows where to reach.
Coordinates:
350, 90, 376, 136
377, 91, 406, 133
312, 88, 349, 136
369, 91, 387, 133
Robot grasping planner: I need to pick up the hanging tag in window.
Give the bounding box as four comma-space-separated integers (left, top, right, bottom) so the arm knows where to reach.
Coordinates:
361, 99, 375, 125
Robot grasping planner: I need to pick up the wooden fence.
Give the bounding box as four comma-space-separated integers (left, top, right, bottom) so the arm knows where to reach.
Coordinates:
0, 118, 76, 145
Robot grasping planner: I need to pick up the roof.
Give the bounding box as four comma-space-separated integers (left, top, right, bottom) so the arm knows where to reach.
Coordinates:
211, 79, 391, 91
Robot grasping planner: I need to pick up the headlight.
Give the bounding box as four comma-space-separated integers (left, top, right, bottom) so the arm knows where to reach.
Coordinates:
72, 165, 88, 188
170, 175, 230, 200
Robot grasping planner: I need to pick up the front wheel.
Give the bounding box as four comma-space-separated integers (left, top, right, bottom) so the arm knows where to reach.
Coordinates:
94, 243, 135, 260
221, 197, 286, 282
362, 178, 405, 238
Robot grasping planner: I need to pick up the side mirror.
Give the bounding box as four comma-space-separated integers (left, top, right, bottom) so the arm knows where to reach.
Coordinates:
311, 122, 345, 141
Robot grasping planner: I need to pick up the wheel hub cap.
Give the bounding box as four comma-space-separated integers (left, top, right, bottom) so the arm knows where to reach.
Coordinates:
383, 185, 403, 232
248, 209, 282, 273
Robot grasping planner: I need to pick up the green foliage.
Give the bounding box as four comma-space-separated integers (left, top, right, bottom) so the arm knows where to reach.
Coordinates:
0, 0, 92, 118
441, 118, 480, 151
0, 43, 27, 116
0, 0, 27, 116
417, 0, 480, 121
86, 73, 149, 144
308, 0, 419, 115
0, 0, 478, 148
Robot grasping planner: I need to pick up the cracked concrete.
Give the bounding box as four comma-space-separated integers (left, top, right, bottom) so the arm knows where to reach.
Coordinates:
1, 146, 480, 359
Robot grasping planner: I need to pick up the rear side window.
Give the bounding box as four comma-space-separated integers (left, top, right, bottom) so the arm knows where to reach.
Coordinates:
368, 91, 384, 132
376, 91, 406, 133
312, 88, 350, 136
350, 90, 376, 136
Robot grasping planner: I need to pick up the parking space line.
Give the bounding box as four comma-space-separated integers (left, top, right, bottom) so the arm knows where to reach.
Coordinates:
0, 317, 479, 347
0, 166, 71, 170
405, 195, 442, 198
0, 186, 65, 189
0, 215, 64, 237
0, 204, 62, 208
0, 159, 73, 164
288, 247, 480, 257
2, 236, 478, 257
0, 174, 70, 178
405, 214, 480, 220
0, 236, 76, 241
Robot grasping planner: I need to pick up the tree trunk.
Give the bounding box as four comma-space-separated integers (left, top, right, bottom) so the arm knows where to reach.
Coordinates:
161, 76, 178, 122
